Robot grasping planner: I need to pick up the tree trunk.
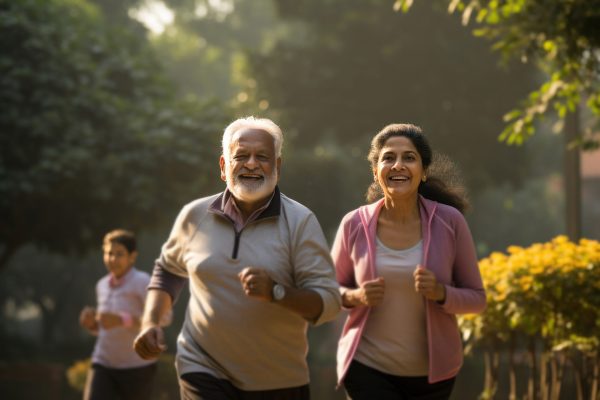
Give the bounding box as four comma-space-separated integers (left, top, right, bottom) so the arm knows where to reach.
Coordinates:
484, 350, 493, 399
509, 334, 517, 400
590, 353, 598, 400
564, 106, 582, 241
551, 352, 565, 400
575, 359, 584, 400
493, 348, 500, 393
541, 351, 548, 400
529, 338, 538, 400
483, 348, 499, 400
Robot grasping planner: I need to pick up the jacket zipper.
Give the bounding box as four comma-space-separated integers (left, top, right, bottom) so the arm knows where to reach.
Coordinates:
232, 229, 242, 259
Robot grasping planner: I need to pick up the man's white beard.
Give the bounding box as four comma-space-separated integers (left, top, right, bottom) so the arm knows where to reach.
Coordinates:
226, 166, 277, 204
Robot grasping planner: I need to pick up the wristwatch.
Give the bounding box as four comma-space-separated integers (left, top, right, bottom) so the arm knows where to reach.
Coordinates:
272, 283, 286, 301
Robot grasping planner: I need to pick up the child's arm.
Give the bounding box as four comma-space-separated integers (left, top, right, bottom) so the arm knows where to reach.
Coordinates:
97, 311, 140, 330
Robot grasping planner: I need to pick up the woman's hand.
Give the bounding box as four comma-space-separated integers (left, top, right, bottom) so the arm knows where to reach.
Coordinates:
343, 277, 385, 307
414, 265, 446, 302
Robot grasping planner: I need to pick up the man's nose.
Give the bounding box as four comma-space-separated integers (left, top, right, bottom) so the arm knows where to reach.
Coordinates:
244, 155, 259, 169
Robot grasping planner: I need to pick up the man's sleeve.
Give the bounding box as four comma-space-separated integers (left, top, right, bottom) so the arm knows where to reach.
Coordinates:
148, 264, 187, 309
147, 204, 192, 305
292, 213, 341, 326
155, 204, 193, 278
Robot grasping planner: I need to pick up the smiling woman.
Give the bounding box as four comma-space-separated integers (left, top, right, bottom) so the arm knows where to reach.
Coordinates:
374, 136, 426, 204
366, 124, 467, 212
331, 123, 486, 400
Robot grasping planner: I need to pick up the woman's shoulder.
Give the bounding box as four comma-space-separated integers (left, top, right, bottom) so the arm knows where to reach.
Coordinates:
428, 200, 470, 237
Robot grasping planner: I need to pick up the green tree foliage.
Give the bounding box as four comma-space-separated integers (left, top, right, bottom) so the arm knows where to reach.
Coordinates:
151, 0, 284, 106
396, 0, 600, 147
249, 0, 536, 234
0, 0, 229, 270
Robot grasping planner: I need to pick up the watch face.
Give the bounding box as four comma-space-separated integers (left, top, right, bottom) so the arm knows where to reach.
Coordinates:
273, 284, 285, 301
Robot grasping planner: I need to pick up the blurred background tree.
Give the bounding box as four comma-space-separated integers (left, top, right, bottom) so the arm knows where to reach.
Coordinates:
248, 0, 560, 249
396, 0, 600, 147
0, 0, 229, 271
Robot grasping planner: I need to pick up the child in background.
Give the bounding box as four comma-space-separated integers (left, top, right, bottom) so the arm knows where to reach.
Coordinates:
79, 229, 169, 400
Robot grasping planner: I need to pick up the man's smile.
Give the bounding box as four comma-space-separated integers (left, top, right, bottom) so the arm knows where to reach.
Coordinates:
239, 173, 264, 181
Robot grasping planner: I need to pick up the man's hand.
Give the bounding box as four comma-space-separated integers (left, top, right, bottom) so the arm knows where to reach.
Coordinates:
238, 267, 274, 302
79, 306, 98, 332
343, 277, 385, 307
134, 326, 167, 360
414, 265, 446, 302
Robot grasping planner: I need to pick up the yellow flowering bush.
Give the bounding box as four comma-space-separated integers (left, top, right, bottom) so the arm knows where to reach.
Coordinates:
66, 358, 91, 392
460, 235, 600, 350
459, 236, 600, 399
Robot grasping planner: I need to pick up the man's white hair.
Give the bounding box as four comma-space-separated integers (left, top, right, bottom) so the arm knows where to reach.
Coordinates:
222, 117, 283, 160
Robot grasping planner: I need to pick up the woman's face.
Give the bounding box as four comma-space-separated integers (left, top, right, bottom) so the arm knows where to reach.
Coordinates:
374, 135, 425, 201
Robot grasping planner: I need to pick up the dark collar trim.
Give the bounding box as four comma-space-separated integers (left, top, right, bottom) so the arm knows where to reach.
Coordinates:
208, 186, 281, 221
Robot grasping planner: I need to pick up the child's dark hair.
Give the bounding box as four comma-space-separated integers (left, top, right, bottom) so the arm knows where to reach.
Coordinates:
366, 123, 469, 213
103, 229, 137, 253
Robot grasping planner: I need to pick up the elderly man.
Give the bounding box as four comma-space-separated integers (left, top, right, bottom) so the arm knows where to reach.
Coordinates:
134, 117, 341, 399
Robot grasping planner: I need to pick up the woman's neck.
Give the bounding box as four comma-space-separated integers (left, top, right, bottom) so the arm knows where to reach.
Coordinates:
381, 195, 420, 224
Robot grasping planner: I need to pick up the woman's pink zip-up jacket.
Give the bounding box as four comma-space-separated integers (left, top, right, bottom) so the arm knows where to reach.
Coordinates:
332, 195, 486, 385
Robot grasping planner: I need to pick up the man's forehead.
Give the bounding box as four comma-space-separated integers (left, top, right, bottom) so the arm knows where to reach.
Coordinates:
230, 128, 275, 149
232, 128, 272, 140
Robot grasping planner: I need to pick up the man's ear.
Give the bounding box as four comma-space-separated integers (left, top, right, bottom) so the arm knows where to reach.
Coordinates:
219, 155, 227, 182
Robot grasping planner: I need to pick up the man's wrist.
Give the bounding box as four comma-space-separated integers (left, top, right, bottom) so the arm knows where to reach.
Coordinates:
271, 282, 286, 302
